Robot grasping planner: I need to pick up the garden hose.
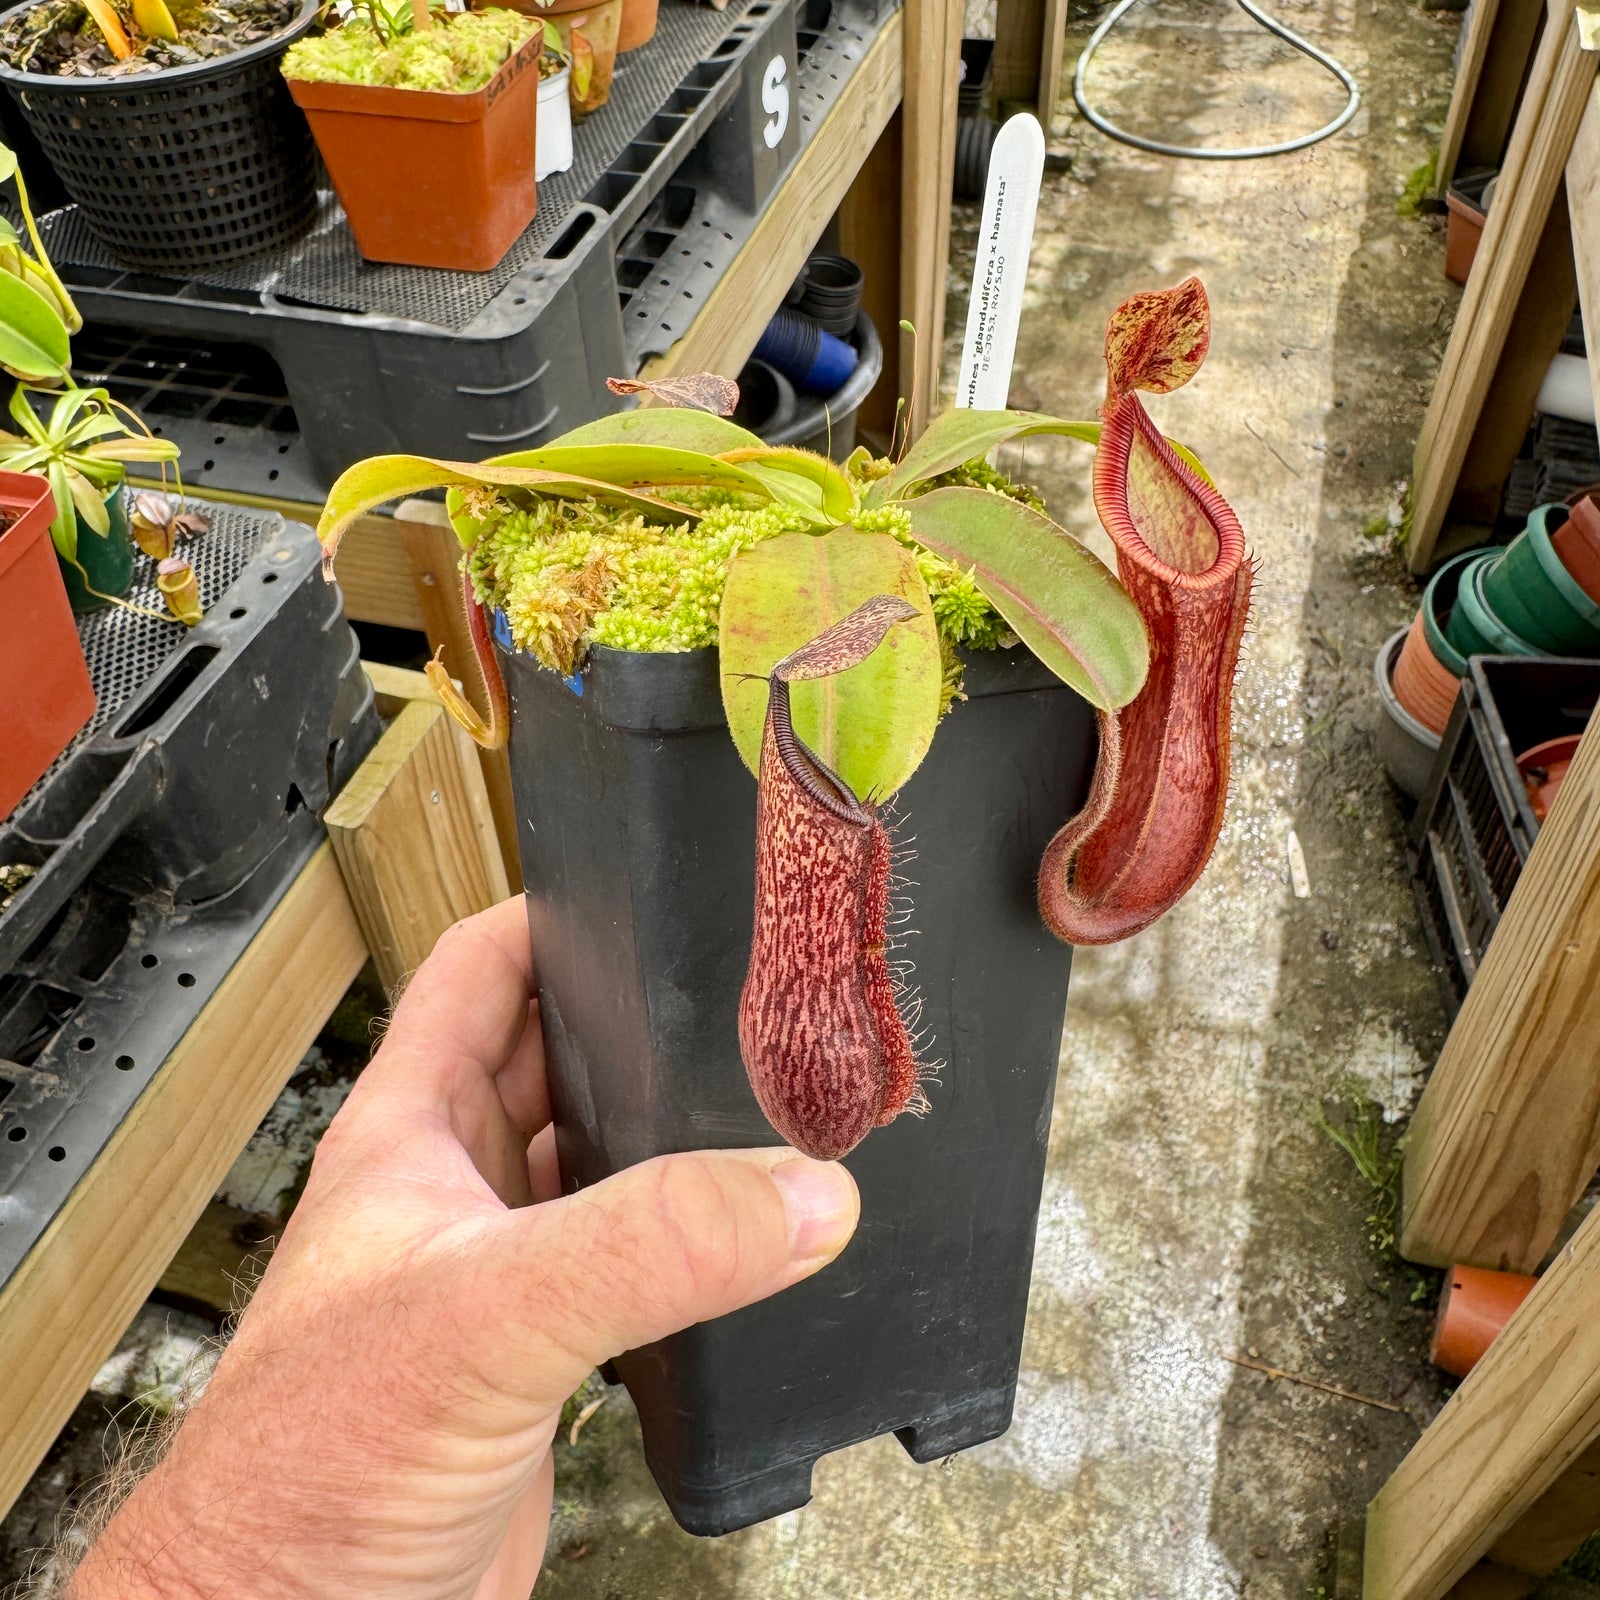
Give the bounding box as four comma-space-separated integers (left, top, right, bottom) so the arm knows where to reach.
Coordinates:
1073, 0, 1360, 160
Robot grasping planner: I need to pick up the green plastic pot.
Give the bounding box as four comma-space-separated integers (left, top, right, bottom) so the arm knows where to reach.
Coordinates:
1422, 549, 1480, 677
1447, 550, 1541, 660
1479, 503, 1600, 654
57, 482, 133, 614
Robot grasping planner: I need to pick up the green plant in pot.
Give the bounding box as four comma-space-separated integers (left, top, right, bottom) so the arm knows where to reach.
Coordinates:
0, 383, 181, 611
315, 277, 1253, 1532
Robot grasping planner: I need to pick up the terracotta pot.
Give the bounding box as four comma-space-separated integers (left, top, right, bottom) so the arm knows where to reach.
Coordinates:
286, 31, 542, 271
1391, 608, 1461, 736
526, 0, 623, 114
617, 0, 658, 52
1553, 495, 1600, 605
1430, 1264, 1536, 1379
0, 470, 93, 821
1518, 734, 1583, 822
1444, 187, 1486, 286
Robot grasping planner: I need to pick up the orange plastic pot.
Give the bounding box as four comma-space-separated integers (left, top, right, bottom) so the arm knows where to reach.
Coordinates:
286, 32, 542, 271
617, 0, 657, 52
1444, 189, 1485, 286
1430, 1264, 1536, 1379
0, 470, 92, 821
1554, 495, 1600, 605
1518, 734, 1583, 823
1391, 608, 1461, 736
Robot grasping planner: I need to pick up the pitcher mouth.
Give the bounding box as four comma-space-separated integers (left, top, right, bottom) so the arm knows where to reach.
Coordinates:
1094, 398, 1248, 595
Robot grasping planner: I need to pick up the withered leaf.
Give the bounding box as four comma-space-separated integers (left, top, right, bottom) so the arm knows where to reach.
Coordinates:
605, 372, 740, 416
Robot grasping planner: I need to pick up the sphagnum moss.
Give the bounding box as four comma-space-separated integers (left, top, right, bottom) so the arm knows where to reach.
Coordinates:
465, 457, 1039, 682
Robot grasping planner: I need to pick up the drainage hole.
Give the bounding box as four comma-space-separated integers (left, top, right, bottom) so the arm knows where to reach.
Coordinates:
229, 607, 247, 619
177, 972, 196, 988
141, 953, 159, 968
47, 1146, 64, 1161
115, 1055, 135, 1071
262, 572, 279, 585
76, 1036, 95, 1052
6, 1127, 24, 1142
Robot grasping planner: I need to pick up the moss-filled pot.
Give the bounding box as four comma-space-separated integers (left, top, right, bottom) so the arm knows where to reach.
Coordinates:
500, 633, 1095, 1537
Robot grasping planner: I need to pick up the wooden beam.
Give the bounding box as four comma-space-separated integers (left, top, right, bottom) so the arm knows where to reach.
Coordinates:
992, 0, 1046, 107
1408, 0, 1596, 573
1400, 713, 1600, 1274
1367, 1206, 1600, 1600
1439, 0, 1547, 193
641, 10, 904, 382
900, 0, 963, 436
837, 107, 905, 447
0, 844, 367, 1522
1437, 0, 1506, 193
1038, 0, 1069, 129
1566, 80, 1600, 421
326, 695, 510, 996
393, 499, 521, 882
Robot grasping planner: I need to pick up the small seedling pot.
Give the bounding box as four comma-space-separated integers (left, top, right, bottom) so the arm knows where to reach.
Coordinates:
1517, 733, 1582, 822
499, 635, 1096, 1536
0, 470, 92, 820
1480, 503, 1600, 655
616, 0, 658, 52
1390, 608, 1461, 737
1551, 495, 1600, 606
1446, 550, 1541, 661
1430, 1264, 1536, 1378
286, 30, 542, 272
535, 64, 573, 179
57, 483, 132, 615
1375, 625, 1442, 799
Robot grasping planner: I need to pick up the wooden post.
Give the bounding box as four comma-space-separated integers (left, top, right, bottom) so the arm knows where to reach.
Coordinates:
326, 678, 510, 996
0, 846, 368, 1522
1367, 1206, 1600, 1600
1407, 0, 1596, 574
838, 109, 905, 448
901, 0, 962, 436
1400, 713, 1600, 1274
1566, 80, 1600, 420
1436, 0, 1547, 196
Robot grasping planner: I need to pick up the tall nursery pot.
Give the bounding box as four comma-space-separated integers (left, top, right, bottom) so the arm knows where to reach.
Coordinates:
537, 0, 622, 113
500, 636, 1096, 1536
0, 471, 91, 819
616, 0, 658, 52
0, 0, 319, 270
286, 30, 542, 271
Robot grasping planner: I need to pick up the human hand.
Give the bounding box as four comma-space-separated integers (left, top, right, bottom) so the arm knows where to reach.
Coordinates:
70, 897, 860, 1600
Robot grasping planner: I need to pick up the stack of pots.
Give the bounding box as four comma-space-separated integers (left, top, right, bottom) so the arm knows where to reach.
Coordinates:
754, 254, 867, 397
1380, 496, 1600, 796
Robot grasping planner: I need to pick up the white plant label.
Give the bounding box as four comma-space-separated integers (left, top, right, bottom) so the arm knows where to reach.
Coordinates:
956, 113, 1046, 411
762, 56, 790, 149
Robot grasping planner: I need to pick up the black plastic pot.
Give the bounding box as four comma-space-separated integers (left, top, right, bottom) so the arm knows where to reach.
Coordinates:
954, 115, 999, 202
958, 36, 992, 116
499, 635, 1096, 1536
795, 252, 863, 337
0, 0, 319, 270
730, 358, 798, 438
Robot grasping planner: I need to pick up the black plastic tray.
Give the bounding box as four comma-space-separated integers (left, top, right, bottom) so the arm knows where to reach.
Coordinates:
0, 507, 379, 1283
40, 0, 894, 498
1408, 655, 1599, 1012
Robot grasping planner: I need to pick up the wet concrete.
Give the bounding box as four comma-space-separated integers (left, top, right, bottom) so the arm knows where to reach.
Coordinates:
1, 3, 1485, 1594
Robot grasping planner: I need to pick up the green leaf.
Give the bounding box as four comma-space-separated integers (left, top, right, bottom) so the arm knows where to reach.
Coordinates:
317, 454, 705, 568
720, 528, 941, 800
550, 407, 764, 454
719, 445, 858, 524
0, 220, 19, 250
906, 486, 1149, 710
8, 382, 47, 444
0, 144, 17, 185
79, 436, 181, 464
476, 443, 780, 501
0, 274, 69, 383
65, 466, 110, 535
45, 459, 75, 561
870, 410, 1101, 504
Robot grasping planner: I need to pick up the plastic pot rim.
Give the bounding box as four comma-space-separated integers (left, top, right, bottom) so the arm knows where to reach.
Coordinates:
1375, 625, 1442, 752
1463, 553, 1542, 656
1421, 549, 1478, 678
0, 0, 319, 90
1519, 502, 1600, 630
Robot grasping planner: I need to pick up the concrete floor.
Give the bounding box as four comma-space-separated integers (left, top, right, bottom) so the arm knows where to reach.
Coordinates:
0, 1, 1499, 1594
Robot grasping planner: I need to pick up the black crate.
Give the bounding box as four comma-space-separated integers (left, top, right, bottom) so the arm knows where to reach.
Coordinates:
35, 0, 891, 500
0, 506, 380, 1283
1408, 656, 1600, 1013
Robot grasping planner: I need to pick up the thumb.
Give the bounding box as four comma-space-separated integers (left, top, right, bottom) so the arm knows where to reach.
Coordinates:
498, 1147, 859, 1403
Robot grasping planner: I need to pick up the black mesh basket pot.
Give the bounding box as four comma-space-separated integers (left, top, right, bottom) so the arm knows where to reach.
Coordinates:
498, 634, 1097, 1536
0, 0, 319, 270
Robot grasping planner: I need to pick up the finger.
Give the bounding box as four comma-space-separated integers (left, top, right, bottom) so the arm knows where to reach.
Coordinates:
527, 1123, 561, 1205
358, 896, 551, 1140
490, 1148, 859, 1406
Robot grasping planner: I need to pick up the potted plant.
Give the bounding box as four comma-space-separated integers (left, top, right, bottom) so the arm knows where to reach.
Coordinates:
315, 280, 1253, 1534
534, 18, 571, 180
0, 0, 320, 269
282, 0, 544, 271
0, 383, 180, 611
509, 0, 619, 115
